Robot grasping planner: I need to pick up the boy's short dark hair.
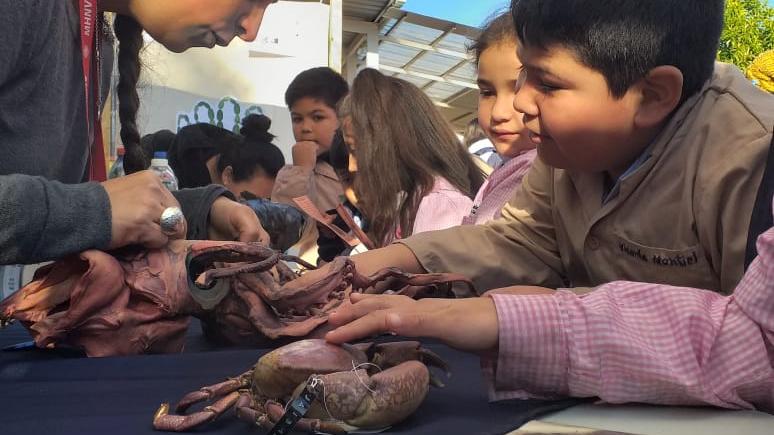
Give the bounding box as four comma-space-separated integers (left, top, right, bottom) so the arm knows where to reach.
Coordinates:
284, 67, 349, 109
511, 0, 725, 101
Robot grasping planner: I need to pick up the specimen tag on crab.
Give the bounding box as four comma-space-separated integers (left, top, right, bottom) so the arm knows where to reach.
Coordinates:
267, 376, 321, 435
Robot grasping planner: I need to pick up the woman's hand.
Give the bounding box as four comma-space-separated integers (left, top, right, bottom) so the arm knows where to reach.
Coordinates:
208, 196, 270, 245
326, 293, 500, 354
102, 170, 184, 249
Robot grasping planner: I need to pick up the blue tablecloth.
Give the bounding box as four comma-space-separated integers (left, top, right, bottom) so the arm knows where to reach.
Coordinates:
0, 320, 579, 435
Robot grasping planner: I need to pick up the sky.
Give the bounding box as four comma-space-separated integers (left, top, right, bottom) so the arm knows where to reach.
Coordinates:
404, 0, 774, 27
402, 0, 510, 28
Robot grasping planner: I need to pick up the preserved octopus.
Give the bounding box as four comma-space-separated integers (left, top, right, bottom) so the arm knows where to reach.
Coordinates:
0, 240, 474, 356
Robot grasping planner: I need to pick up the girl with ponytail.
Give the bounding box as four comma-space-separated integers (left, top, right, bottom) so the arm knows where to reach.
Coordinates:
0, 0, 276, 264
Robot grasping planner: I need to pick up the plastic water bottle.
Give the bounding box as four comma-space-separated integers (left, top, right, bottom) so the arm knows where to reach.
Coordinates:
0, 264, 23, 299
108, 146, 125, 179
150, 151, 178, 191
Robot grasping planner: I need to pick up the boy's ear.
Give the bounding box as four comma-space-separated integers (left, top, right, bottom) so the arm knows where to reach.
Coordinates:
634, 66, 683, 128
221, 166, 234, 186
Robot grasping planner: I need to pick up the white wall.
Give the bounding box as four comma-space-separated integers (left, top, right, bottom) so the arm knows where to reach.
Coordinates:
133, 1, 331, 159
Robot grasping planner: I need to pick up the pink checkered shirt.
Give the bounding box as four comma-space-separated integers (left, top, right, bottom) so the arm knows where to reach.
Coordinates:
462, 149, 537, 226
410, 177, 474, 235
482, 198, 774, 413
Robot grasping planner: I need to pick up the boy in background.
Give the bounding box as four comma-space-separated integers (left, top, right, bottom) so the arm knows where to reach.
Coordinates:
271, 67, 348, 261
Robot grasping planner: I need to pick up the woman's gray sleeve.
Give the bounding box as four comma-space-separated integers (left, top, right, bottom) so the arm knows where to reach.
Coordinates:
0, 174, 111, 264
173, 185, 234, 241
0, 178, 232, 264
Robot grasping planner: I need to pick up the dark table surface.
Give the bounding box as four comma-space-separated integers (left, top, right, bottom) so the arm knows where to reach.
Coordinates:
0, 320, 579, 435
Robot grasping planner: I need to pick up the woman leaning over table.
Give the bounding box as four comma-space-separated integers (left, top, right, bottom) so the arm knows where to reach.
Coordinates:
0, 0, 278, 265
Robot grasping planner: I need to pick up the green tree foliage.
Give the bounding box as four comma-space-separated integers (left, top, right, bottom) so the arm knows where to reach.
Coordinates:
718, 0, 774, 70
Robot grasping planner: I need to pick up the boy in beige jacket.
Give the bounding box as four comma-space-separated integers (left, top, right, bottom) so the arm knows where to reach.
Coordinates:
321, 0, 774, 413
306, 1, 773, 296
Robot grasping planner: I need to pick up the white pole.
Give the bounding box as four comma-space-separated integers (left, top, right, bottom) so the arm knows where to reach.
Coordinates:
366, 28, 380, 69
329, 0, 343, 72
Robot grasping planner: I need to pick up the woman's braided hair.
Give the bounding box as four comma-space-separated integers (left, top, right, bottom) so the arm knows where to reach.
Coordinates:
113, 14, 148, 173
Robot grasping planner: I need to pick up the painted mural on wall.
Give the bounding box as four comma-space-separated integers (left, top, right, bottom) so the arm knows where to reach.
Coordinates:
176, 96, 266, 133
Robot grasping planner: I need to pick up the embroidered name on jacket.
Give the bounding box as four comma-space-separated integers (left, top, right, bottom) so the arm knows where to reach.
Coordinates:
618, 243, 700, 267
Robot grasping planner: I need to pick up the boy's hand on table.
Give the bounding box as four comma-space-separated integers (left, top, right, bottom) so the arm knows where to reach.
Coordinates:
325, 293, 499, 354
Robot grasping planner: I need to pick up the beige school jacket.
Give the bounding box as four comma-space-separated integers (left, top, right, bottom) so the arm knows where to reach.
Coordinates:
272, 160, 343, 262
403, 63, 774, 295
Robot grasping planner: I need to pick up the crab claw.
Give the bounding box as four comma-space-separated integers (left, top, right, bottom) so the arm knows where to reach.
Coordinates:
309, 362, 430, 431
354, 341, 451, 387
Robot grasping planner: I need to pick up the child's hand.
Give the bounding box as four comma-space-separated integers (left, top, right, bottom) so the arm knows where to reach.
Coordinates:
291, 141, 319, 169
208, 197, 271, 245
326, 293, 499, 354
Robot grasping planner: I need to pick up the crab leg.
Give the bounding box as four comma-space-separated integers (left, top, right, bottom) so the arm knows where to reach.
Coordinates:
153, 391, 241, 432
174, 371, 251, 413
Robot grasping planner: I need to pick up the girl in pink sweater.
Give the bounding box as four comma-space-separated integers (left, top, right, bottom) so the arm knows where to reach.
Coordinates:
339, 69, 485, 247
462, 13, 537, 225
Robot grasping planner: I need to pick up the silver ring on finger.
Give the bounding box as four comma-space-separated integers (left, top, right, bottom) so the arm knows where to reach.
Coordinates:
160, 206, 185, 236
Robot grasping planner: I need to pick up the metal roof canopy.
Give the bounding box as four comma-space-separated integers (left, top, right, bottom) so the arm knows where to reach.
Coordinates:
335, 0, 481, 131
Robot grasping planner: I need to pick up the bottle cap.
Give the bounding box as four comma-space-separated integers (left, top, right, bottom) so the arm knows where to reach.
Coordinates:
153, 151, 168, 159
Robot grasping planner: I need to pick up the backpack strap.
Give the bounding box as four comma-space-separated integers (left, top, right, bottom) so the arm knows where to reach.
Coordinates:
745, 135, 774, 269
